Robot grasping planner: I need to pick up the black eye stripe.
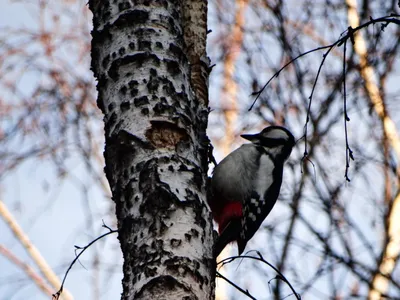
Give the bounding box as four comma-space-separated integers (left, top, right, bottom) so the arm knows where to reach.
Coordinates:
259, 137, 287, 146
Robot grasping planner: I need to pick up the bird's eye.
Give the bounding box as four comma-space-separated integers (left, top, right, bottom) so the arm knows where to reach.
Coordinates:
260, 137, 287, 147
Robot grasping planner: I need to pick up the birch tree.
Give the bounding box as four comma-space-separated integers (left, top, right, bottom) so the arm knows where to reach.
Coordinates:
88, 0, 214, 299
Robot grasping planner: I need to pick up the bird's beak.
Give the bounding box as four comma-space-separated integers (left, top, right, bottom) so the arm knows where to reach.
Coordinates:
241, 133, 260, 142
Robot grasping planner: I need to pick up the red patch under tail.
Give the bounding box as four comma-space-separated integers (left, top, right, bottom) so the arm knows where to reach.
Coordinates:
217, 202, 243, 234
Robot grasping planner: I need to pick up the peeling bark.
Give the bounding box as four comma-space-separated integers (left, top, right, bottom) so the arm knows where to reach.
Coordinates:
89, 0, 214, 299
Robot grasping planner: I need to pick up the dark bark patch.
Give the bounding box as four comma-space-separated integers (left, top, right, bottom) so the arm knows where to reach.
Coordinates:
190, 228, 199, 238
170, 238, 181, 248
161, 80, 180, 99
150, 68, 157, 76
130, 88, 139, 97
108, 112, 118, 126
145, 121, 188, 149
141, 107, 149, 115
153, 101, 177, 116
165, 257, 205, 288
119, 85, 127, 95
186, 166, 203, 190
130, 52, 160, 67
128, 79, 139, 88
144, 266, 157, 278
120, 101, 131, 111
134, 96, 149, 107
184, 233, 191, 242
139, 186, 175, 215
151, 239, 164, 249
108, 102, 116, 112
165, 59, 181, 76
136, 161, 145, 172
121, 129, 154, 151
138, 40, 152, 51
114, 10, 149, 29
124, 187, 133, 208
134, 275, 192, 298
147, 78, 159, 93
134, 28, 156, 39
160, 219, 169, 235
118, 1, 131, 11
119, 47, 126, 56
155, 41, 163, 50
169, 43, 184, 60
102, 54, 110, 69
178, 164, 189, 172
108, 53, 160, 81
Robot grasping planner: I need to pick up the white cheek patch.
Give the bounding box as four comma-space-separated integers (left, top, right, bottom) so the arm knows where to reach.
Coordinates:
254, 154, 274, 198
263, 145, 284, 158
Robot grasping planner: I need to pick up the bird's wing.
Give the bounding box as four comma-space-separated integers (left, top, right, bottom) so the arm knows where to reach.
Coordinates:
238, 163, 284, 255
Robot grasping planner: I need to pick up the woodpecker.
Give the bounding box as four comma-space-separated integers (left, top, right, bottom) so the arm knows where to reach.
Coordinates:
208, 126, 295, 257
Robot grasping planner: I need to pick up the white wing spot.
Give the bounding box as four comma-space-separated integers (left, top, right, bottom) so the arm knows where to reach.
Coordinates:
248, 213, 256, 222
250, 198, 259, 206
257, 207, 261, 214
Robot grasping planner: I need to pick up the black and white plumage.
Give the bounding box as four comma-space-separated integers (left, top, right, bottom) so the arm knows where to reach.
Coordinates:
208, 126, 295, 257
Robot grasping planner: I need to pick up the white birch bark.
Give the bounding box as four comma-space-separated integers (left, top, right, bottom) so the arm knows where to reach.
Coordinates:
89, 1, 214, 299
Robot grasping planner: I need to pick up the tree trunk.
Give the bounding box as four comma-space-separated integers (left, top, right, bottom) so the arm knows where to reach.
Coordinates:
89, 1, 214, 299
346, 1, 400, 298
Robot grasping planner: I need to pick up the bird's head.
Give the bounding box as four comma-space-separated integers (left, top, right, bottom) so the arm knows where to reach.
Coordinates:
241, 125, 295, 161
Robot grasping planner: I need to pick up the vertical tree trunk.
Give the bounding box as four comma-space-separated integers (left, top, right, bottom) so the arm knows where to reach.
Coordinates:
216, 1, 248, 299
89, 1, 214, 299
346, 1, 400, 298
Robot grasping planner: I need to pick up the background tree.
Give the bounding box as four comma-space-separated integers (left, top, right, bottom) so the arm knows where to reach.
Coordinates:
1, 0, 400, 299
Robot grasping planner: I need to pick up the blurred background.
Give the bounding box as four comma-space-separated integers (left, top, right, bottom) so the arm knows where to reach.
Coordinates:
1, 0, 399, 299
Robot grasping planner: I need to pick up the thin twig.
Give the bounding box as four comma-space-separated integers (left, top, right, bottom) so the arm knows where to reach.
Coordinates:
52, 227, 118, 300
342, 38, 353, 181
249, 44, 333, 111
216, 270, 257, 300
218, 252, 301, 299
248, 14, 399, 178
303, 45, 335, 160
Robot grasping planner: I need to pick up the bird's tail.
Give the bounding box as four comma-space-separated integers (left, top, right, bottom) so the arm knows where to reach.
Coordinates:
214, 218, 242, 258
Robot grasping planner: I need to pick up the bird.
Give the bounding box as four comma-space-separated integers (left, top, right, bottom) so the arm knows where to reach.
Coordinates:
208, 125, 295, 257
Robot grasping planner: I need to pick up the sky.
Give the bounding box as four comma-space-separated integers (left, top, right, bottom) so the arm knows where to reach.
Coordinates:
0, 1, 123, 299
